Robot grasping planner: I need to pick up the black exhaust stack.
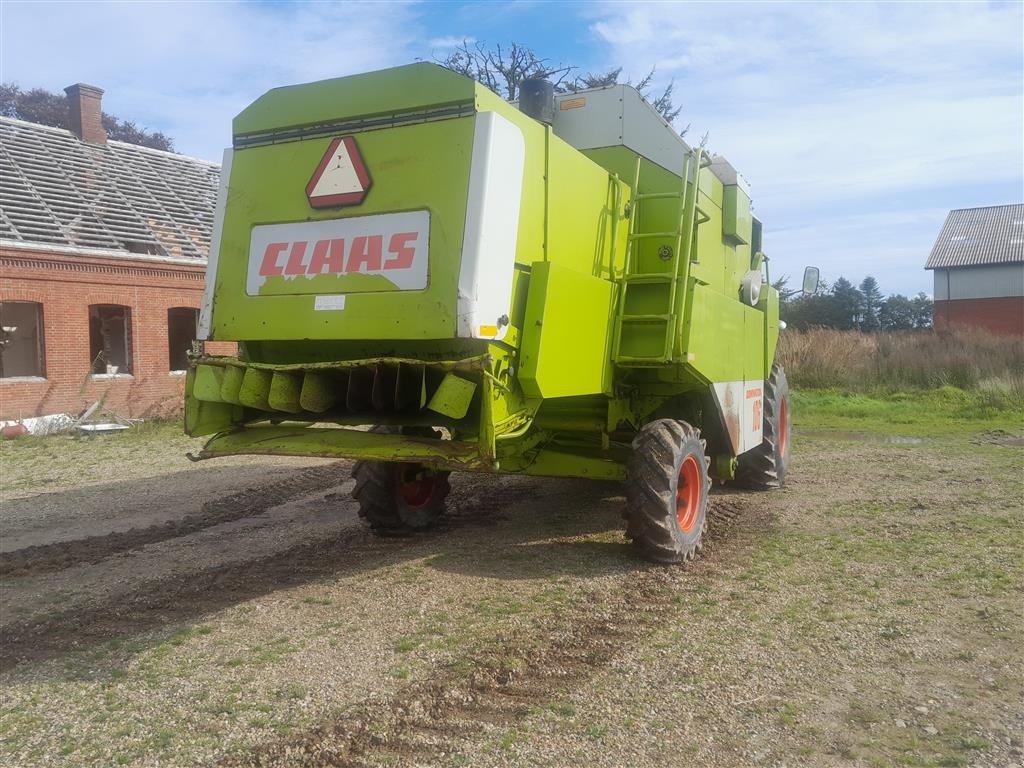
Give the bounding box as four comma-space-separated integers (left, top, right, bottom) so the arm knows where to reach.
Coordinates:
519, 78, 555, 125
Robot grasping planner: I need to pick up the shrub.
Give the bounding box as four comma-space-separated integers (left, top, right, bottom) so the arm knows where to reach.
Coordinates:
778, 328, 1024, 396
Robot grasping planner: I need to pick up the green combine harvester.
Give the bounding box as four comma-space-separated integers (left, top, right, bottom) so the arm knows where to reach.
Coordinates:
186, 63, 797, 563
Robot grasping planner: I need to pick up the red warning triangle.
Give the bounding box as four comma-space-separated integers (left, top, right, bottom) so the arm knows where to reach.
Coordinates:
306, 136, 372, 209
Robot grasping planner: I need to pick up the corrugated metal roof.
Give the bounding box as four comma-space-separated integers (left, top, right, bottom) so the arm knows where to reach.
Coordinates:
0, 117, 219, 260
926, 203, 1024, 270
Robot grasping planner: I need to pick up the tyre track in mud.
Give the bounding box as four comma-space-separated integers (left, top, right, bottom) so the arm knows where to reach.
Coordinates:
0, 477, 532, 672
0, 527, 369, 672
0, 463, 347, 578
218, 493, 767, 768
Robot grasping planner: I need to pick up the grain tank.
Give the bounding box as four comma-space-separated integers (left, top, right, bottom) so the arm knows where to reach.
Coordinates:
186, 63, 792, 563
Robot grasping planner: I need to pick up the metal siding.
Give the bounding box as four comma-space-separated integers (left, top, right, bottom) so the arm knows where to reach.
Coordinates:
551, 86, 627, 158
934, 297, 1024, 336
933, 268, 949, 300
925, 204, 1024, 269
947, 263, 1024, 299
552, 86, 693, 177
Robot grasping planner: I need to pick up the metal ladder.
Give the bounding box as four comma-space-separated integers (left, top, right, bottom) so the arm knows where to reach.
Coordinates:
612, 147, 706, 366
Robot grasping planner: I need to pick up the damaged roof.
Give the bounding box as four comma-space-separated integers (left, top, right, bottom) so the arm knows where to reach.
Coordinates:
926, 203, 1024, 270
0, 117, 219, 260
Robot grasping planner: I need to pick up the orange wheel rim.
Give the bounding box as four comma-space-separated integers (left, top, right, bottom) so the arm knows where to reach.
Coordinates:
676, 455, 702, 533
779, 397, 790, 458
398, 465, 435, 508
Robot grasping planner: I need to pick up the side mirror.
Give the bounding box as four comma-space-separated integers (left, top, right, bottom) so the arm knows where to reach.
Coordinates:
802, 266, 820, 295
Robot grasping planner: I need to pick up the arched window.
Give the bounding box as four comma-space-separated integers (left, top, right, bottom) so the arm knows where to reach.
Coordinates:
167, 307, 199, 372
0, 301, 45, 378
89, 304, 133, 375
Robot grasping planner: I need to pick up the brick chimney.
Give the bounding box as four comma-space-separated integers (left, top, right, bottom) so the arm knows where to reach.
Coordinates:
64, 83, 107, 145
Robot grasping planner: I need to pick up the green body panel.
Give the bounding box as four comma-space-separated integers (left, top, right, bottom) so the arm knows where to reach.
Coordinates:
682, 284, 744, 382
723, 186, 752, 245
212, 117, 475, 340
544, 138, 626, 279
188, 62, 782, 479
519, 261, 615, 399
234, 65, 477, 138
427, 373, 477, 419
193, 423, 626, 481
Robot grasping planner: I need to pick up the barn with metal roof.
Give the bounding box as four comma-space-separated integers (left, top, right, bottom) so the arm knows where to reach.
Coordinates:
0, 83, 230, 421
925, 204, 1024, 336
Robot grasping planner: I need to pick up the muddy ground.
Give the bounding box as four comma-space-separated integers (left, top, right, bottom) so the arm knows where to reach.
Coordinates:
1, 421, 1021, 768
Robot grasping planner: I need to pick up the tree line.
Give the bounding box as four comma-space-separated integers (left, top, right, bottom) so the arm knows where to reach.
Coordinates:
777, 274, 933, 331
0, 83, 174, 152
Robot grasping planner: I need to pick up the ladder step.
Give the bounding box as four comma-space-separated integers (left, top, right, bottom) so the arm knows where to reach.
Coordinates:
624, 273, 674, 284
635, 192, 684, 201
615, 355, 671, 365
629, 231, 680, 240
621, 313, 672, 323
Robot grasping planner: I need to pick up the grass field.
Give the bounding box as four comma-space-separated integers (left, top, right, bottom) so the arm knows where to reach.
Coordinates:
1, 391, 1021, 767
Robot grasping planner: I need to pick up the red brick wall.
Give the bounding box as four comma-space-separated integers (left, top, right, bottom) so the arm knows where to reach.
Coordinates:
1, 246, 234, 420
933, 297, 1024, 336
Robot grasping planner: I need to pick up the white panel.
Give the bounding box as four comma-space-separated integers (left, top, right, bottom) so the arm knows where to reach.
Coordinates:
740, 382, 765, 454
551, 87, 625, 155
198, 148, 232, 340
552, 85, 693, 178
708, 156, 751, 194
712, 380, 765, 455
457, 111, 526, 339
946, 263, 1024, 299
933, 269, 949, 301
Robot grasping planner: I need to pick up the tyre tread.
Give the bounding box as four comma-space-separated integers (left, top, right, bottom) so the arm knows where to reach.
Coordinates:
625, 419, 710, 564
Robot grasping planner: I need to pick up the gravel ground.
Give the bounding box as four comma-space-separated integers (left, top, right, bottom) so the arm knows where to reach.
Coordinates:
1, 419, 1021, 768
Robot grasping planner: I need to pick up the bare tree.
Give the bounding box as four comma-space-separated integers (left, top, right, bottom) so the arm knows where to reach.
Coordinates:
438, 41, 573, 101
440, 44, 688, 134
574, 67, 622, 89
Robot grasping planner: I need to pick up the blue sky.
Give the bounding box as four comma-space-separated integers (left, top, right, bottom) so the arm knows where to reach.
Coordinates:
2, 0, 1021, 296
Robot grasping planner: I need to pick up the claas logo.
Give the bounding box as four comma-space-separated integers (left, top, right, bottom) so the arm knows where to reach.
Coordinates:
258, 233, 419, 278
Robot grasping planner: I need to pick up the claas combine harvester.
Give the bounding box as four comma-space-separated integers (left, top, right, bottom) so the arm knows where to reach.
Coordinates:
185, 63, 793, 563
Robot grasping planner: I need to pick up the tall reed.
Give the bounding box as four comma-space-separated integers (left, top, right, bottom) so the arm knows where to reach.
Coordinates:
777, 328, 1024, 398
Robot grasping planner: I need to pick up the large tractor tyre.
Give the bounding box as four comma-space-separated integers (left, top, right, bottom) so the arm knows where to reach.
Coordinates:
736, 363, 792, 490
351, 428, 451, 535
625, 419, 711, 564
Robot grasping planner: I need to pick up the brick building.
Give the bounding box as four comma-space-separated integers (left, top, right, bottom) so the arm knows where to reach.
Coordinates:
0, 84, 226, 420
926, 204, 1024, 336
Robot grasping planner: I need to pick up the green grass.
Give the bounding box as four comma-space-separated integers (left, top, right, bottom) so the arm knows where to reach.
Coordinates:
793, 387, 1023, 437
0, 419, 195, 495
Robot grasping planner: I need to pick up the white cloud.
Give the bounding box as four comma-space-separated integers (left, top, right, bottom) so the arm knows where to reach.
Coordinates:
0, 1, 421, 161
429, 36, 474, 48
588, 1, 1024, 294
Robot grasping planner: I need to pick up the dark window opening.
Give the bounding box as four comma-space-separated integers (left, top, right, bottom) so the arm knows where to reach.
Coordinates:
89, 304, 133, 375
122, 240, 166, 257
168, 307, 199, 371
0, 301, 45, 378
751, 217, 763, 257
